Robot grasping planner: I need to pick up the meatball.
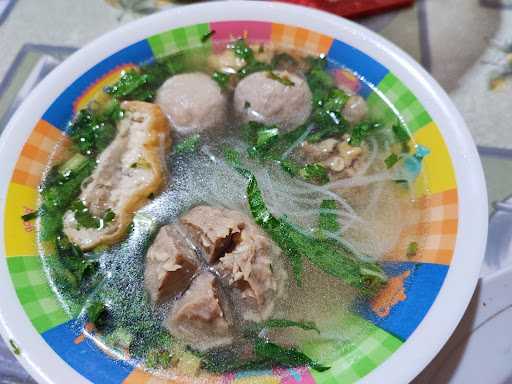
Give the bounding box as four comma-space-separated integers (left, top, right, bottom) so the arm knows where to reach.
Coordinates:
180, 205, 285, 322
342, 95, 368, 124
155, 73, 227, 135
234, 70, 312, 131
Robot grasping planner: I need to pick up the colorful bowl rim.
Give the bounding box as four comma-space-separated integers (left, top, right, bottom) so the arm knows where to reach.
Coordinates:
0, 2, 487, 383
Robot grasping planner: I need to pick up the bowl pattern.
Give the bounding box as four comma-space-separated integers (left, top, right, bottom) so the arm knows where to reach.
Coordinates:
3, 21, 457, 384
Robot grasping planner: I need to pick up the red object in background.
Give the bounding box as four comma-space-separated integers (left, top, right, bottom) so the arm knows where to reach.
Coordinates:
276, 0, 414, 19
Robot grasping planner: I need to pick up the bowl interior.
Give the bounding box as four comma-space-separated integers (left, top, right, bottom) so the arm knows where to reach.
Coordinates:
0, 3, 486, 384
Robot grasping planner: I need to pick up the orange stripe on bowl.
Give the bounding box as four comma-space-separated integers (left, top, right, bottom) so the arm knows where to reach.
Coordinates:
271, 23, 332, 55
11, 120, 69, 188
384, 189, 458, 265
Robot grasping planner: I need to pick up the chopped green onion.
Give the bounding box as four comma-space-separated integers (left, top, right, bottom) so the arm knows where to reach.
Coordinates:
146, 349, 173, 369
407, 241, 418, 258
262, 319, 320, 333
232, 38, 255, 62
175, 134, 201, 155
58, 153, 89, 177
266, 71, 295, 86
384, 153, 400, 169
318, 199, 339, 234
246, 174, 387, 295
9, 340, 21, 355
300, 163, 329, 185
71, 200, 101, 229
201, 30, 216, 43
271, 53, 298, 70
103, 209, 116, 224
349, 122, 382, 146
86, 301, 108, 328
392, 122, 411, 144
21, 210, 39, 222
280, 159, 302, 177
254, 338, 329, 372
222, 146, 252, 179
212, 71, 230, 89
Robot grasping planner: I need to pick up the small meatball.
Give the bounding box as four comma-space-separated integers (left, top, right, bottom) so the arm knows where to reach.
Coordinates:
342, 95, 368, 123
63, 101, 171, 250
234, 70, 312, 131
165, 272, 232, 351
144, 224, 200, 304
301, 138, 338, 162
181, 205, 284, 322
155, 73, 227, 135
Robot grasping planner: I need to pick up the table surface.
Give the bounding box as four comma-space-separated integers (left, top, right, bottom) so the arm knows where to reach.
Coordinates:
1, 1, 512, 383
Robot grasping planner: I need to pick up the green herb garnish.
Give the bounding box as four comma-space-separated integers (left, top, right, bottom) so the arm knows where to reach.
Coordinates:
319, 199, 339, 234
305, 57, 351, 142
222, 146, 253, 180
9, 339, 21, 355
201, 30, 216, 43
21, 210, 39, 222
86, 301, 108, 328
146, 349, 173, 369
212, 71, 230, 89
384, 153, 400, 169
105, 70, 153, 101
68, 109, 118, 157
70, 200, 116, 229
200, 353, 269, 373
254, 339, 329, 372
407, 241, 418, 258
71, 200, 100, 229
233, 38, 255, 61
280, 159, 302, 177
392, 122, 412, 147
280, 160, 328, 185
349, 122, 382, 146
246, 174, 387, 294
103, 209, 116, 224
261, 319, 320, 333
300, 163, 329, 185
266, 71, 295, 86
242, 121, 312, 164
105, 55, 190, 103
175, 134, 201, 155
243, 122, 280, 158
232, 38, 271, 78
271, 52, 298, 70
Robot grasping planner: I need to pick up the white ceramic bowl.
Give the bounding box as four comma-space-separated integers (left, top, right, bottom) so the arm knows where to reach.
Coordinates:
0, 2, 487, 383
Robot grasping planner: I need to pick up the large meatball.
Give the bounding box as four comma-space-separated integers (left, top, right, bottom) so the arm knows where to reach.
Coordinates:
155, 73, 227, 135
234, 70, 312, 131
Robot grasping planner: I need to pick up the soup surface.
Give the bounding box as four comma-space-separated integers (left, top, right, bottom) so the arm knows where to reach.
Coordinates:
31, 37, 429, 377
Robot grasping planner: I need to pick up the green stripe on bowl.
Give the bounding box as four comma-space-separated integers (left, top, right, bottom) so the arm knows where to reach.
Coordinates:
147, 23, 212, 58
367, 73, 432, 134
302, 313, 402, 384
7, 256, 70, 334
